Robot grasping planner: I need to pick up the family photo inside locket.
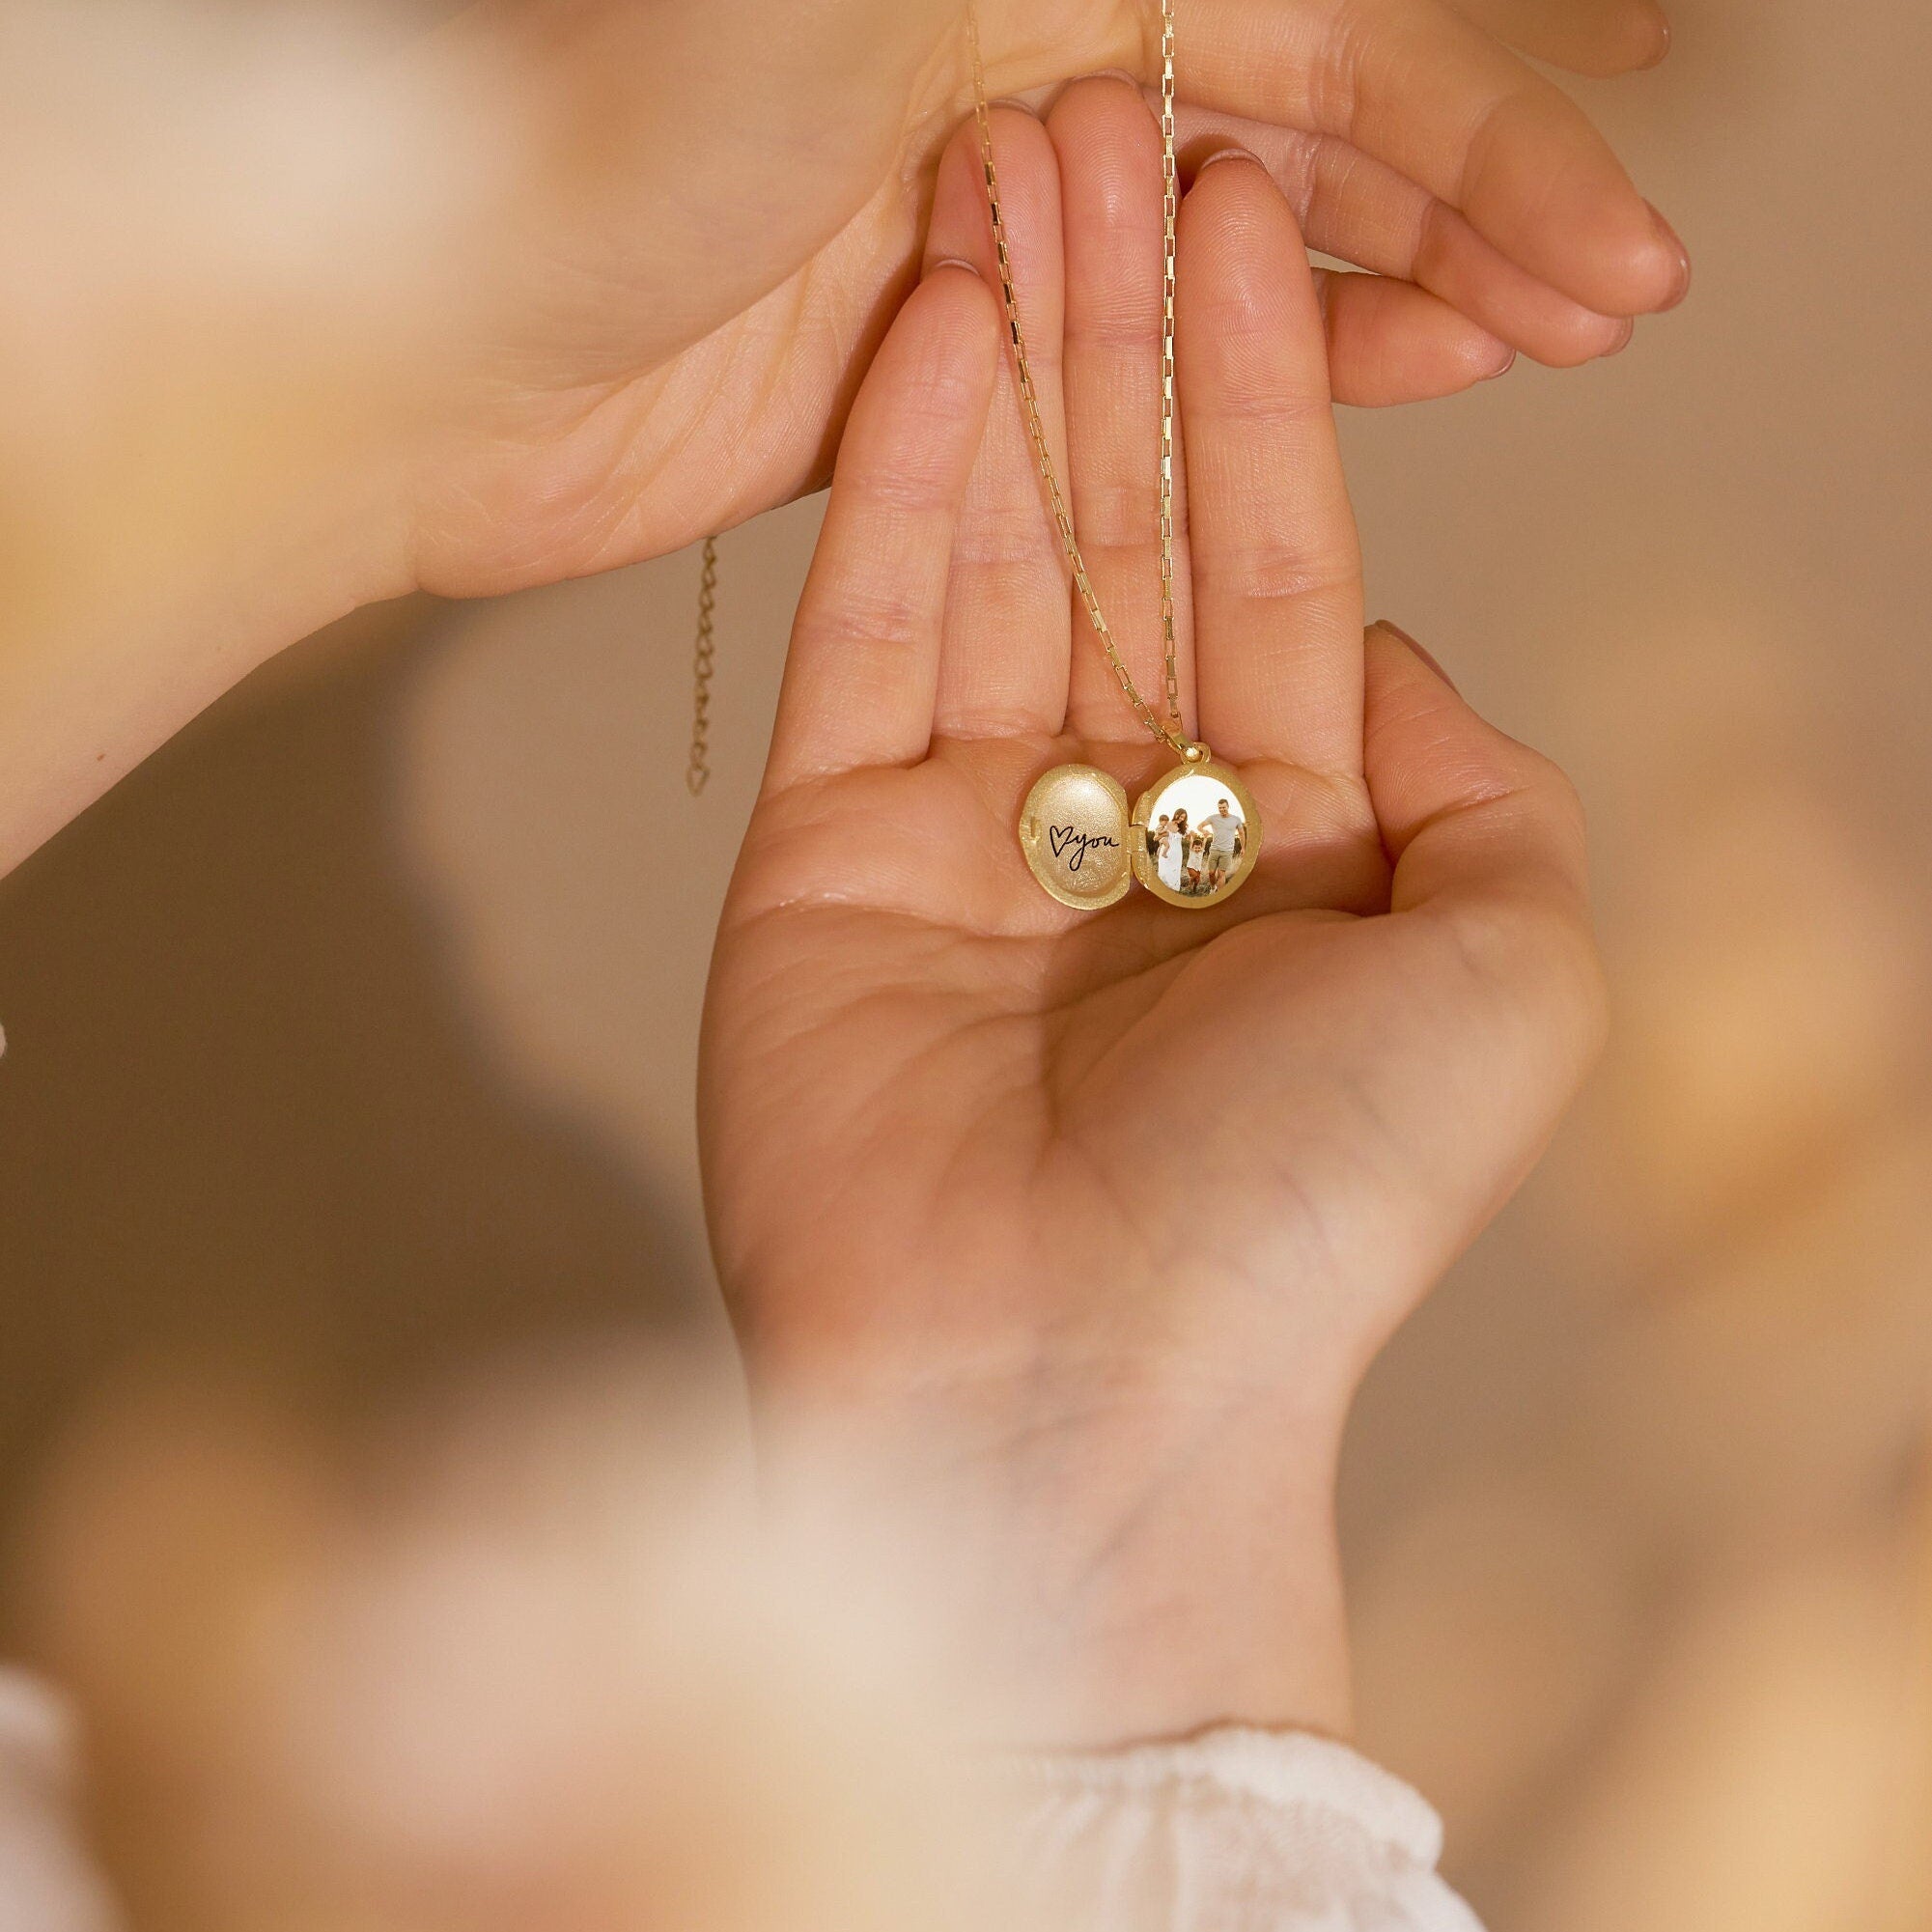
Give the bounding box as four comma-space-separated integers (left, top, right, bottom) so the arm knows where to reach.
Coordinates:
1134, 770, 1251, 904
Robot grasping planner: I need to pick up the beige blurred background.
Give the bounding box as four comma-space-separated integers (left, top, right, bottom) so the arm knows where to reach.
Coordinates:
3, 0, 1931, 1923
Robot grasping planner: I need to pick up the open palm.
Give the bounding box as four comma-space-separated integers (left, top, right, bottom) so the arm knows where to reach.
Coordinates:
700, 85, 1606, 1737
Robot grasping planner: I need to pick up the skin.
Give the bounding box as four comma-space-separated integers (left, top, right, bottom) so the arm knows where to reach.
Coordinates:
408, 0, 1687, 588
701, 85, 1609, 1746
0, 0, 1685, 879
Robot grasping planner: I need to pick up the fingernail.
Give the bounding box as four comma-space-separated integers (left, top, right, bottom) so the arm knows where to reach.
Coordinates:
1597, 316, 1637, 358
1482, 346, 1518, 381
1091, 68, 1144, 85
1638, 9, 1672, 68
1371, 620, 1459, 694
1647, 202, 1692, 308
926, 255, 980, 280
1195, 143, 1258, 173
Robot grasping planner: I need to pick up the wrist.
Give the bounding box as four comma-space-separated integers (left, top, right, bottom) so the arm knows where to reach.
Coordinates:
751, 1345, 1357, 1752
985, 1395, 1354, 1750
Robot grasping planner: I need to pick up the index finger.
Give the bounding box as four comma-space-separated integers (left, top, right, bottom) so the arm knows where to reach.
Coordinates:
763, 266, 1001, 794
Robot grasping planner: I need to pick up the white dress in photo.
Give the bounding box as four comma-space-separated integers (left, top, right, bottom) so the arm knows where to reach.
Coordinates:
1158, 826, 1186, 892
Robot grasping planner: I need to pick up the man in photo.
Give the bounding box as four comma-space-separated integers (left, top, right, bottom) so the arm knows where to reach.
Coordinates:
1200, 798, 1244, 890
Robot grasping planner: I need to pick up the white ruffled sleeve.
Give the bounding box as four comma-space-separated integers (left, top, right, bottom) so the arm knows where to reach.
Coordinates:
1000, 1726, 1487, 1932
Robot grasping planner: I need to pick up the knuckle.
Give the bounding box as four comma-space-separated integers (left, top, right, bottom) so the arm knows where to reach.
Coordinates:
1210, 384, 1331, 434
1194, 539, 1356, 607
1442, 889, 1607, 1063
1065, 301, 1164, 354
797, 581, 928, 656
1075, 481, 1164, 551
1313, 0, 1371, 137
952, 496, 1060, 571
842, 457, 959, 517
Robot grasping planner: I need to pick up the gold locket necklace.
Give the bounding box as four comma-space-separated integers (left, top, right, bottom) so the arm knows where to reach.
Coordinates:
688, 0, 1261, 913
970, 0, 1260, 912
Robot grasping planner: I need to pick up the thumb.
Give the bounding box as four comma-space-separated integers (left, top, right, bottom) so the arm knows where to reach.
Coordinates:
1362, 619, 1607, 1058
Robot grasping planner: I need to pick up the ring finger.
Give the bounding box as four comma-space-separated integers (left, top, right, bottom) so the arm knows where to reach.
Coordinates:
1177, 151, 1374, 801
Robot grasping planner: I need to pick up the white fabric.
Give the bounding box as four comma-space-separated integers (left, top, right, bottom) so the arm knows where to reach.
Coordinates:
1003, 1725, 1487, 1932
0, 1669, 1481, 1932
0, 1671, 123, 1932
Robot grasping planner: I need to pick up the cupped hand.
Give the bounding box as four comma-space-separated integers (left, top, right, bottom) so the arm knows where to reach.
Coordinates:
698, 84, 1608, 1744
402, 0, 1687, 597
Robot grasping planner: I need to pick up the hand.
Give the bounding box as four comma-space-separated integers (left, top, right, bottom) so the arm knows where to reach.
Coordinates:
0, 0, 1684, 877
406, 0, 1689, 595
699, 84, 1608, 1746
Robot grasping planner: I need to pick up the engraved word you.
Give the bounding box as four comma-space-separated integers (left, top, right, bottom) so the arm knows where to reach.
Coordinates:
1048, 824, 1120, 872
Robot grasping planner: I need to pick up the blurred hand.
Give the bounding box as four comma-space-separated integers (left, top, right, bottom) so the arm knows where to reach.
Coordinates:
406, 0, 1688, 593
700, 85, 1609, 1745
1, 0, 1684, 875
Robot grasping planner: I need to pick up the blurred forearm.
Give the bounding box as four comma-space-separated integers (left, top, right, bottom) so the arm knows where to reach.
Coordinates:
0, 7, 463, 877
0, 486, 402, 880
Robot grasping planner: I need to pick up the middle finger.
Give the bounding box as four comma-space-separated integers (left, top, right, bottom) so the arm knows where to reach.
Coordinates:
1048, 74, 1197, 748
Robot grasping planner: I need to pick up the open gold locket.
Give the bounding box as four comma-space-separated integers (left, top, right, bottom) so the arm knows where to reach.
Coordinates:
1019, 756, 1262, 912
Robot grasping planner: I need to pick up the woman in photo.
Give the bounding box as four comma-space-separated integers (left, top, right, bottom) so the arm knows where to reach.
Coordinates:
1159, 808, 1189, 894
